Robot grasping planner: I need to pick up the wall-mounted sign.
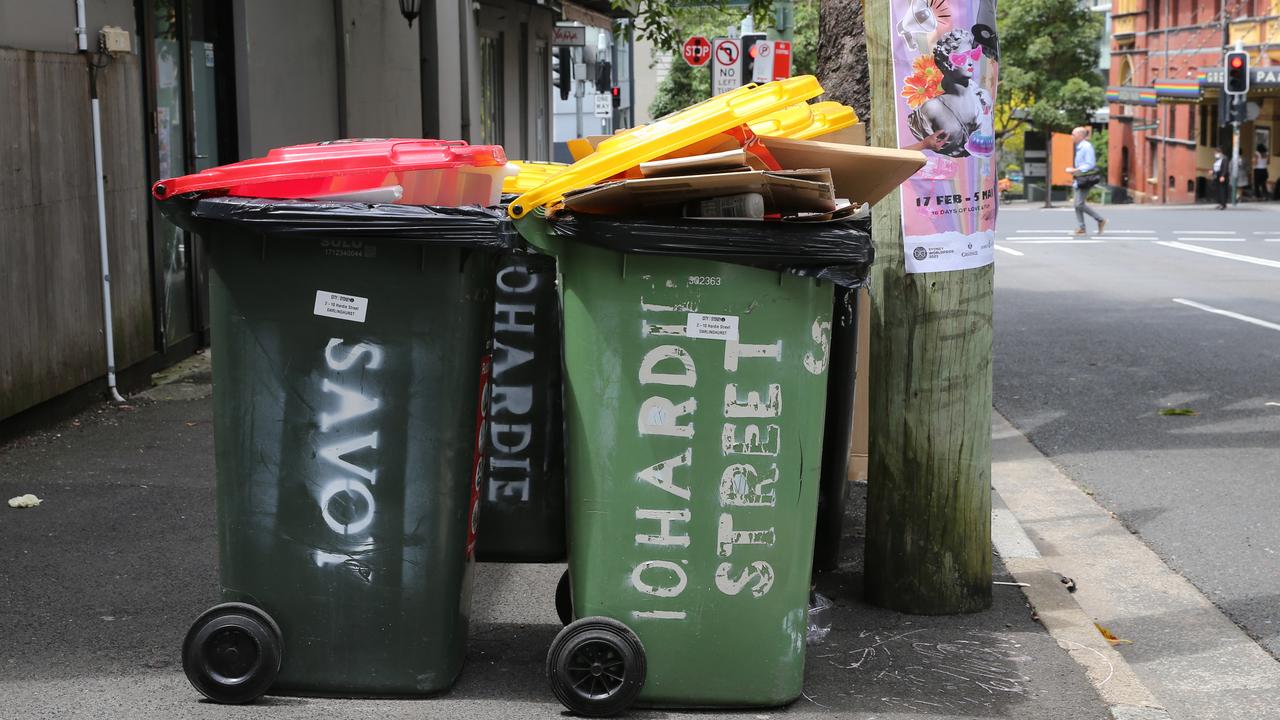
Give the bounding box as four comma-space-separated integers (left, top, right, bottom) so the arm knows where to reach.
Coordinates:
553, 26, 586, 46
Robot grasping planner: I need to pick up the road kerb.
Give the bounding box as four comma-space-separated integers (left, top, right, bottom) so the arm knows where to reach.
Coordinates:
993, 499, 1169, 716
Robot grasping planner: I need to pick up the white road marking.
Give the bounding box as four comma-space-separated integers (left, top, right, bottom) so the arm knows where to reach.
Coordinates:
1015, 229, 1068, 233
1154, 240, 1280, 269
1264, 238, 1280, 242
1172, 298, 1280, 333
1173, 230, 1237, 235
1094, 229, 1155, 234
994, 244, 1024, 256
1004, 235, 1074, 240
1007, 239, 1104, 244
1173, 237, 1245, 242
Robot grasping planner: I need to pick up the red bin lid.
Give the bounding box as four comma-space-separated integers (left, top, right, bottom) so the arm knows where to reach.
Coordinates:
151, 138, 508, 200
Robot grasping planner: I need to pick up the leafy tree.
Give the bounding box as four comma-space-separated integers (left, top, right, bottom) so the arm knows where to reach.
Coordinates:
645, 0, 820, 119
650, 57, 711, 118
621, 0, 776, 53
791, 0, 819, 77
996, 0, 1105, 139
1090, 127, 1108, 176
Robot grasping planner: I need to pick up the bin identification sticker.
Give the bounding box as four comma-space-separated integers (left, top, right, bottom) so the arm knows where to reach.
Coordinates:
686, 312, 739, 341
314, 291, 369, 323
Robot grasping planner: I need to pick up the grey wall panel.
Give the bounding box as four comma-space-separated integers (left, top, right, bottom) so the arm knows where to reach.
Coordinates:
341, 0, 421, 139
0, 0, 138, 54
233, 0, 339, 156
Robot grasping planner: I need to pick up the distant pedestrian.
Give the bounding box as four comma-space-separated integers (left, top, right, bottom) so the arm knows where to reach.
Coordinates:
1254, 144, 1269, 200
1213, 150, 1229, 209
1066, 126, 1105, 235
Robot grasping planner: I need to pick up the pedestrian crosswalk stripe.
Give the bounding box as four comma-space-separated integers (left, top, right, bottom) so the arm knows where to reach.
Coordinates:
1007, 239, 1104, 244
1172, 298, 1280, 333
1155, 241, 1280, 269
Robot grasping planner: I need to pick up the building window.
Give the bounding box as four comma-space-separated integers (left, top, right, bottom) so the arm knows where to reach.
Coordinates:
1187, 105, 1196, 141
479, 32, 504, 145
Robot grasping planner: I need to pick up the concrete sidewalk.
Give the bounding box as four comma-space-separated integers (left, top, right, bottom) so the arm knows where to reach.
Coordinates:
1, 363, 1112, 720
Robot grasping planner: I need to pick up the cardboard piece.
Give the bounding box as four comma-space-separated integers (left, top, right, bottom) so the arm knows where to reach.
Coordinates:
811, 122, 867, 147
562, 168, 835, 216
847, 285, 871, 483
639, 148, 767, 177
761, 136, 925, 206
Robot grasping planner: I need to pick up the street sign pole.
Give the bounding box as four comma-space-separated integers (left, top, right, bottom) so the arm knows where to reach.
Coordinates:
1233, 116, 1241, 206
1227, 40, 1246, 207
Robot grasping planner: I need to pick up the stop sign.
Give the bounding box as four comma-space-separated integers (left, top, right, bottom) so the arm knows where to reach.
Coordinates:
683, 36, 711, 67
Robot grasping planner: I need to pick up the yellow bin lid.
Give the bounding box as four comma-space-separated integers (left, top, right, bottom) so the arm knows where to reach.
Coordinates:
747, 103, 815, 138
504, 160, 569, 194
508, 75, 824, 218
790, 101, 859, 140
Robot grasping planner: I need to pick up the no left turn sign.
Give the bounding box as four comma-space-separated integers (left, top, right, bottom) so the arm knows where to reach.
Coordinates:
711, 37, 742, 96
714, 38, 739, 66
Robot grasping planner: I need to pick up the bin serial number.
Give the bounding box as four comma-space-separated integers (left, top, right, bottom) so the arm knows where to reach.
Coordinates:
688, 276, 721, 286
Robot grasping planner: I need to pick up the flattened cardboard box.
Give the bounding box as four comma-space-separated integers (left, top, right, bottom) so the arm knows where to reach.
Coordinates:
562, 168, 835, 216
761, 136, 924, 206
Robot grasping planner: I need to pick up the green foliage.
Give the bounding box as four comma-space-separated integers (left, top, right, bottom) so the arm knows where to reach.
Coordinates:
649, 57, 712, 118
791, 0, 818, 77
644, 0, 818, 119
996, 0, 1105, 138
1091, 127, 1108, 176
622, 0, 775, 53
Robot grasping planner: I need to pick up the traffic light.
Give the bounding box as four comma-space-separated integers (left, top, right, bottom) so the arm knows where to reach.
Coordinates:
554, 46, 572, 101
611, 86, 621, 109
1230, 94, 1248, 125
741, 33, 767, 85
595, 59, 612, 93
1225, 50, 1249, 95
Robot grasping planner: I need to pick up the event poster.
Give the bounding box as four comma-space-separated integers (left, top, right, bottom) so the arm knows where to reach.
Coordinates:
891, 0, 999, 273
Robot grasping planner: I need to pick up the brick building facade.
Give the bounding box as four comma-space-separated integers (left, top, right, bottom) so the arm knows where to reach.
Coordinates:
1107, 0, 1280, 203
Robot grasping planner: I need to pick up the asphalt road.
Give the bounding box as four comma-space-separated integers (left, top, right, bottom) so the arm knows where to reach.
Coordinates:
993, 202, 1280, 660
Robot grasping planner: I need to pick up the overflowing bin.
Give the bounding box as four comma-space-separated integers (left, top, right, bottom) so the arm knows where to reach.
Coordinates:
513, 213, 873, 715
155, 139, 515, 702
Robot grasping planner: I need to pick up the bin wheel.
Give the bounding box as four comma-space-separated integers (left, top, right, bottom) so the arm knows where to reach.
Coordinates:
547, 616, 646, 717
182, 602, 283, 704
555, 570, 573, 626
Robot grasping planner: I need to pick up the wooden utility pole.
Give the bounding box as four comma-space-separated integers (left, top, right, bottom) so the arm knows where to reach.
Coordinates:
861, 0, 994, 615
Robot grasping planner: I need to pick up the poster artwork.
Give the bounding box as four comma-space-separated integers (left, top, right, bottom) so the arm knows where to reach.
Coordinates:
891, 0, 999, 273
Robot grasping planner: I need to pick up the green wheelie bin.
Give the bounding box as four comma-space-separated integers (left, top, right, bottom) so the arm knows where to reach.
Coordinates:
516, 213, 872, 716
153, 139, 515, 702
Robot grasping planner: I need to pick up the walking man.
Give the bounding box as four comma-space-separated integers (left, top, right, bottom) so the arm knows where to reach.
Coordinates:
1066, 126, 1106, 235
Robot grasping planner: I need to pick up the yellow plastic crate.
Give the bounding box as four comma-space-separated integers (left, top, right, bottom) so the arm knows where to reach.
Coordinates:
504, 160, 569, 194
508, 76, 824, 218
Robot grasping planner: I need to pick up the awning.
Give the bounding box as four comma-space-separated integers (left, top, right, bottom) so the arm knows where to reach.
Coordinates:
1106, 85, 1156, 105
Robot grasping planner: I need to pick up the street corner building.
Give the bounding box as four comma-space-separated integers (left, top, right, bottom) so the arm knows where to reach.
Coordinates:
0, 0, 635, 427
1104, 0, 1280, 204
